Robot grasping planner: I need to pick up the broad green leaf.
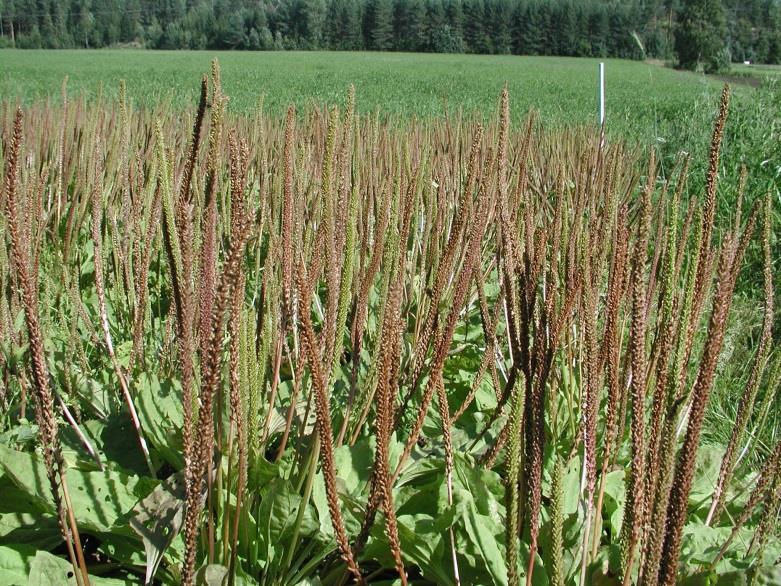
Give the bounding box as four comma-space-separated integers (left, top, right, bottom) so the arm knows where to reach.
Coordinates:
560, 458, 583, 516
0, 510, 60, 551
332, 436, 375, 496
682, 565, 781, 585
394, 514, 454, 586
196, 564, 228, 585
452, 453, 504, 519
27, 549, 134, 585
678, 523, 774, 573
134, 372, 184, 470
462, 498, 509, 586
0, 445, 152, 533
256, 478, 318, 570
0, 421, 37, 449
0, 544, 33, 585
588, 544, 622, 585
105, 416, 153, 476
0, 546, 133, 586
690, 446, 725, 509
96, 530, 147, 570
27, 549, 77, 586
310, 473, 335, 538
247, 456, 280, 490
601, 469, 626, 538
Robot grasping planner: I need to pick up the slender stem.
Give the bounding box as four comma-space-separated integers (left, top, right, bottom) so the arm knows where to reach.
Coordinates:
60, 470, 91, 586
56, 392, 103, 470
283, 435, 321, 572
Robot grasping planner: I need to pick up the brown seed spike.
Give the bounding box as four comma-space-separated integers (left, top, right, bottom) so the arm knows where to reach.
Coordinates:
3, 108, 89, 586
281, 105, 297, 331
296, 259, 365, 585
657, 203, 759, 586
695, 84, 729, 303
707, 191, 775, 525
620, 151, 654, 584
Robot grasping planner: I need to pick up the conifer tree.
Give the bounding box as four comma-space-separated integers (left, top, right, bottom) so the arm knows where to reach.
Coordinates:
675, 0, 728, 72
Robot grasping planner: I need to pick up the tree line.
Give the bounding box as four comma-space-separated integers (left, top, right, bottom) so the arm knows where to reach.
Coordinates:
0, 0, 780, 66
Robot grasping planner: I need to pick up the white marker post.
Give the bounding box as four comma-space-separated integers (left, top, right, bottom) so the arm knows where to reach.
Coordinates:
598, 62, 605, 127
598, 62, 605, 149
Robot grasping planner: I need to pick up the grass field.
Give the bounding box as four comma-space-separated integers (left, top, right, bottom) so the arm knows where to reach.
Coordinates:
2, 49, 731, 140
732, 63, 781, 79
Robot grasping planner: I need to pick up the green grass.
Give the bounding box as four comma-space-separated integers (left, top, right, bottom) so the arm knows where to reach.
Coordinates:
2, 49, 733, 143
731, 62, 781, 79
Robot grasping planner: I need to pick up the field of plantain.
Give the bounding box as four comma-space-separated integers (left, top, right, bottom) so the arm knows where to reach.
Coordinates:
0, 61, 780, 585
